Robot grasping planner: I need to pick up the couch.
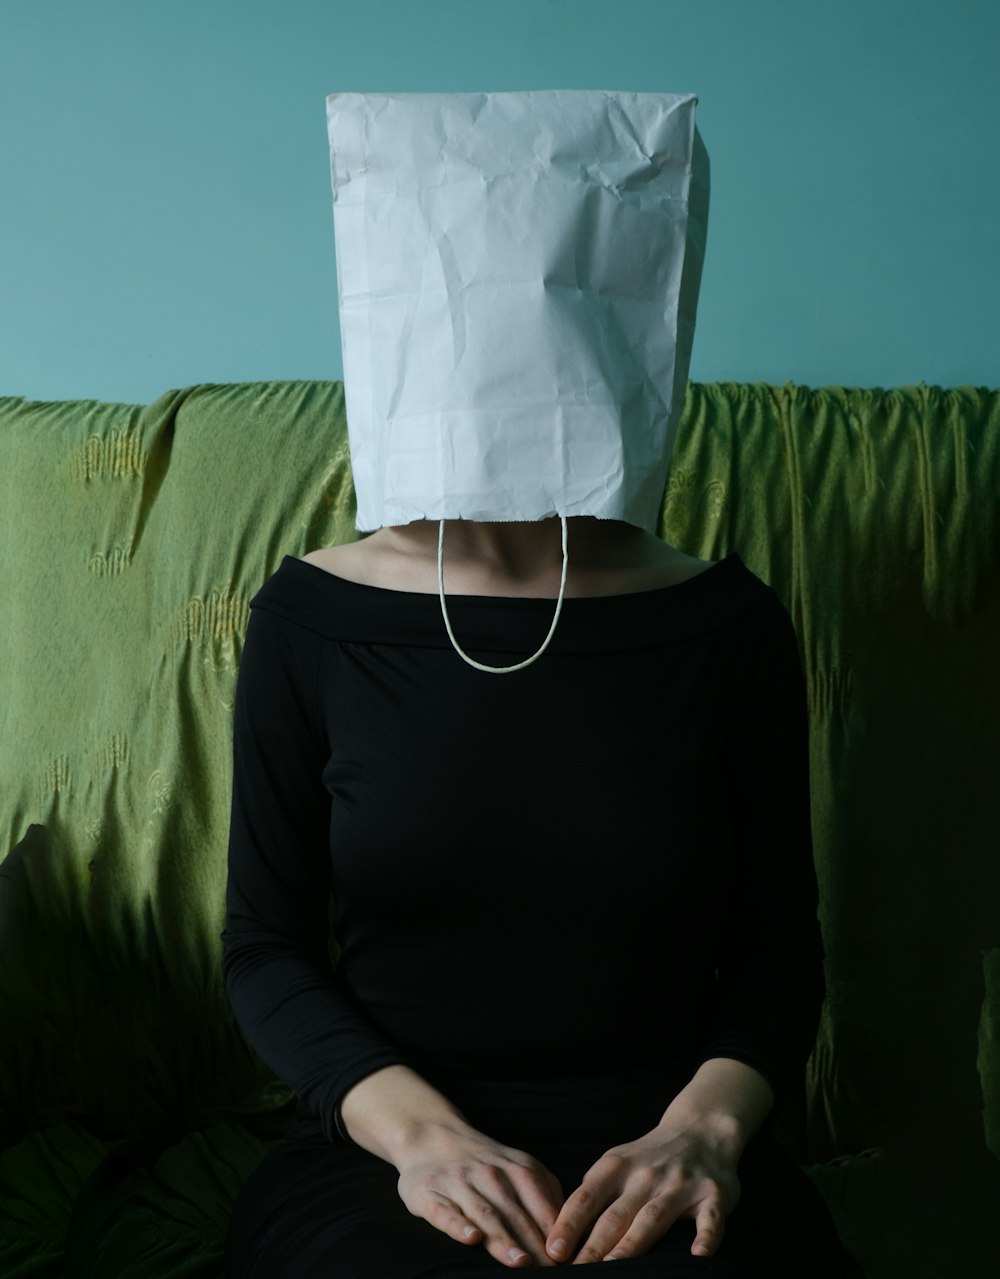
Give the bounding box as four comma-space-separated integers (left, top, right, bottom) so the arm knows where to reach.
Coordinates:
1, 378, 998, 1278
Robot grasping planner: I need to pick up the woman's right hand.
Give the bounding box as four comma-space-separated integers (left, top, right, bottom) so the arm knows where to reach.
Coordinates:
396, 1122, 565, 1267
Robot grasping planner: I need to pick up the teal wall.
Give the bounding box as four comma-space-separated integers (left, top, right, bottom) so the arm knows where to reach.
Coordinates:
1, 0, 996, 403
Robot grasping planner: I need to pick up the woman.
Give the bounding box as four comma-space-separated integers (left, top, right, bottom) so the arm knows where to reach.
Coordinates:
220, 514, 866, 1278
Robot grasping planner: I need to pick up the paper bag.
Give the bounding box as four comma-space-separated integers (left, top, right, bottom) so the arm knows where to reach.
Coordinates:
326, 89, 709, 533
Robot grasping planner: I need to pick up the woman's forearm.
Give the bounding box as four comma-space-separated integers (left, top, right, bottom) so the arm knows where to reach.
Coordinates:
341, 1057, 774, 1170
657, 1057, 776, 1158
338, 1064, 476, 1166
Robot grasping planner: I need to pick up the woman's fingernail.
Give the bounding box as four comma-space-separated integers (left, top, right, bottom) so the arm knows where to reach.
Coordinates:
509, 1248, 529, 1263
550, 1239, 567, 1258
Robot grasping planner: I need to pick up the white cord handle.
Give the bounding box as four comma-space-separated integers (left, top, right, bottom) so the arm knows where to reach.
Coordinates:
437, 516, 569, 673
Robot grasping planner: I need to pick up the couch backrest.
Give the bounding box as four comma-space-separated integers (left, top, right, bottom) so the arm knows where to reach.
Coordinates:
1, 378, 997, 1177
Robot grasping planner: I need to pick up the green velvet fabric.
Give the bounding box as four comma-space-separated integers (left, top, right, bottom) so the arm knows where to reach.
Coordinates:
1, 379, 997, 1277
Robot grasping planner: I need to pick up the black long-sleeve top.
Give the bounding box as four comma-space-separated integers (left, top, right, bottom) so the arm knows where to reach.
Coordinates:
220, 551, 825, 1146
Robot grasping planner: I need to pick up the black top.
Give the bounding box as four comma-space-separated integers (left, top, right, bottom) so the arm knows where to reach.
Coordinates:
220, 551, 825, 1146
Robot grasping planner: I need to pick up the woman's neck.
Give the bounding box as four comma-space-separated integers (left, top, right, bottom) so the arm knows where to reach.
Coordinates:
370, 516, 648, 581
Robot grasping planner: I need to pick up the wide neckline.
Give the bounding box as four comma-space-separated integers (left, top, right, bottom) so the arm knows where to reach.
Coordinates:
252, 551, 770, 653
285, 551, 739, 604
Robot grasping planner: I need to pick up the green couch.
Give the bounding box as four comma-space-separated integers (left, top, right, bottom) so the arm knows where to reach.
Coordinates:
1, 379, 998, 1278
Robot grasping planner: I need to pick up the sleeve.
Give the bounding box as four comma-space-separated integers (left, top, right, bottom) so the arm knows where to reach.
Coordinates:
691, 591, 826, 1121
220, 603, 411, 1144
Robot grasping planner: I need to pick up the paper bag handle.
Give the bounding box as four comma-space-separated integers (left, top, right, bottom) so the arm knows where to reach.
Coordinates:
437, 516, 568, 673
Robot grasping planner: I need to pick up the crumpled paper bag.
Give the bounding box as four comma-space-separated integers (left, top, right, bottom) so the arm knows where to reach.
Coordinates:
326, 89, 709, 533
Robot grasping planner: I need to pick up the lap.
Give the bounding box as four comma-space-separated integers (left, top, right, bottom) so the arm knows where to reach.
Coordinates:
223, 1126, 864, 1279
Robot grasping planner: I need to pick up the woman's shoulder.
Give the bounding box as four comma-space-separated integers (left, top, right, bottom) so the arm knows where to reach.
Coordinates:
297, 539, 392, 587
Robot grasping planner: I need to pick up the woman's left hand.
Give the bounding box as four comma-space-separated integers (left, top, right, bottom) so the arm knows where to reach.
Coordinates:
544, 1122, 743, 1264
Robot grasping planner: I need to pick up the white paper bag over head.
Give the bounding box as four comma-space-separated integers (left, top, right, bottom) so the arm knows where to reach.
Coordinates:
326, 88, 709, 534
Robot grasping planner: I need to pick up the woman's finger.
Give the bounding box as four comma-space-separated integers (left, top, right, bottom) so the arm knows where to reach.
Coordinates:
689, 1196, 726, 1257
422, 1194, 484, 1247
458, 1184, 556, 1268
506, 1163, 563, 1237
569, 1197, 640, 1265
546, 1173, 614, 1260
597, 1192, 728, 1262
600, 1194, 682, 1260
